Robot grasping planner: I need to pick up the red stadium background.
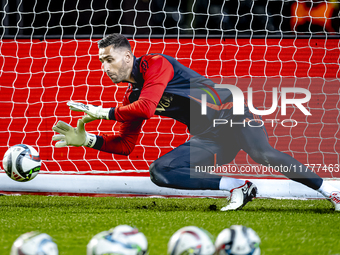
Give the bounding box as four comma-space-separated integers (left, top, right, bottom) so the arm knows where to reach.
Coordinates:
1, 38, 339, 179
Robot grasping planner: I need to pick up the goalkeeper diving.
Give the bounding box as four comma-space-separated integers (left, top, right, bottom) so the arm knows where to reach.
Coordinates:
52, 33, 340, 211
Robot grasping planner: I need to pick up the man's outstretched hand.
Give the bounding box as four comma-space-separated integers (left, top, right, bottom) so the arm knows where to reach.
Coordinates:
67, 101, 110, 121
52, 119, 96, 148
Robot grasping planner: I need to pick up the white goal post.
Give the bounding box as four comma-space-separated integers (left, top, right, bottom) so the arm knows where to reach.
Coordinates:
1, 0, 339, 197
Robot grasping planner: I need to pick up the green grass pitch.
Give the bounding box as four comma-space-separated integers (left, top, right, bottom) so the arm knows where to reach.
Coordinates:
0, 195, 339, 255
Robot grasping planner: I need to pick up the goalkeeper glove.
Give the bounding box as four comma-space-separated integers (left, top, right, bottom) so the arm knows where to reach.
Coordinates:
52, 119, 97, 148
67, 101, 111, 121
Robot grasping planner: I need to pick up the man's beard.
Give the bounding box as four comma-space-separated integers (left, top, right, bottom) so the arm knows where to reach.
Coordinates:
108, 61, 129, 83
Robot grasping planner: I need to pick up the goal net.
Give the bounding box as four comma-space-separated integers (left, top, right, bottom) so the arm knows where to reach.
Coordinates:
1, 0, 339, 195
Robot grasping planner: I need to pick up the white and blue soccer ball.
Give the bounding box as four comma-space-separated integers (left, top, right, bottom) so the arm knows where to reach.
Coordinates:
167, 226, 215, 255
87, 225, 148, 255
2, 144, 41, 182
215, 225, 261, 255
10, 231, 58, 255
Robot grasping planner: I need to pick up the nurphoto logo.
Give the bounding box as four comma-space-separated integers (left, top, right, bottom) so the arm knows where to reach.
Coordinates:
200, 84, 311, 128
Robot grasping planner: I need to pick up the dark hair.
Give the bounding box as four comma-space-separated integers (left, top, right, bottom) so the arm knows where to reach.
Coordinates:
97, 33, 131, 51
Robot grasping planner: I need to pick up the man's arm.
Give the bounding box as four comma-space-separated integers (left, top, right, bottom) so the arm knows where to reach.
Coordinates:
67, 55, 174, 122
61, 55, 174, 154
93, 120, 143, 155
113, 55, 174, 122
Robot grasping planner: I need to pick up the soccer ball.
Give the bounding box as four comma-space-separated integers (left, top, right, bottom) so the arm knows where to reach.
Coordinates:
2, 144, 41, 182
10, 231, 58, 255
87, 225, 148, 255
167, 226, 215, 255
109, 225, 148, 253
215, 225, 261, 255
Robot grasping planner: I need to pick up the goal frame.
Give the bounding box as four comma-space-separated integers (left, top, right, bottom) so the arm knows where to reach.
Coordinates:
1, 35, 340, 197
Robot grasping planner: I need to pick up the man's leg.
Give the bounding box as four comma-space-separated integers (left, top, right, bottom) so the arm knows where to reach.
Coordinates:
233, 125, 340, 210
236, 125, 323, 189
149, 136, 243, 190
